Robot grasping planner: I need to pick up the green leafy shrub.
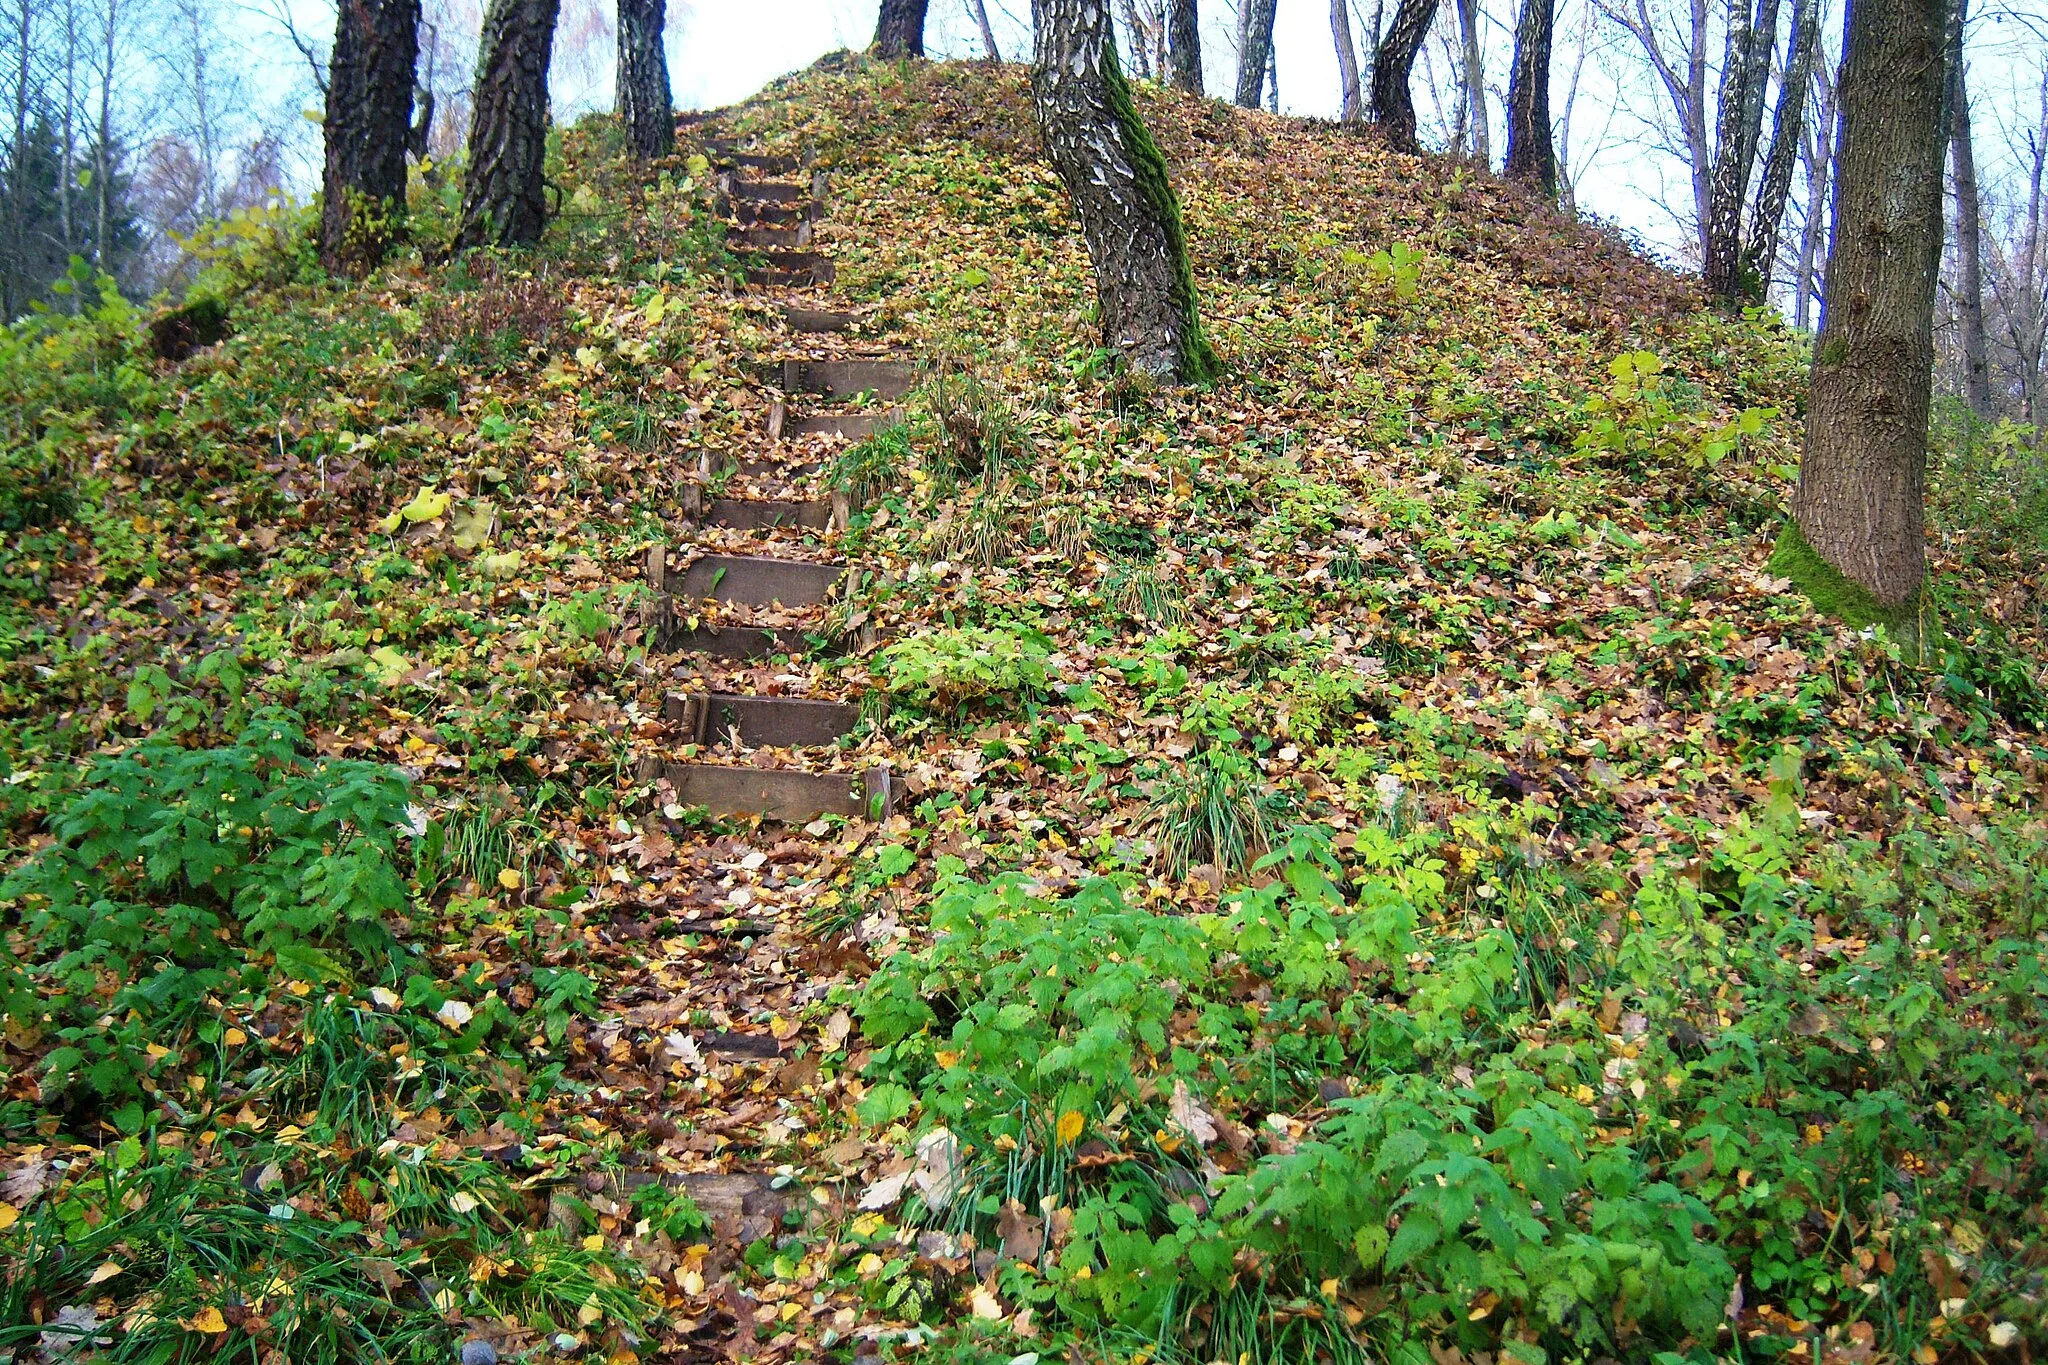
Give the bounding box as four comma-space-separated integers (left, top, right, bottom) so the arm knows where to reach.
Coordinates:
0, 709, 417, 1105
875, 623, 1051, 713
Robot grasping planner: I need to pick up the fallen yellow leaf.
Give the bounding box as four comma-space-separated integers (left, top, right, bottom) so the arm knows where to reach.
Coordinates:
498, 867, 523, 890
88, 1261, 124, 1285
181, 1307, 228, 1334
0, 1203, 17, 1231
1056, 1111, 1084, 1145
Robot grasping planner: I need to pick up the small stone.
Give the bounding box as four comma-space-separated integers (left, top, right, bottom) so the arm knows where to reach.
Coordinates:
458, 1340, 498, 1365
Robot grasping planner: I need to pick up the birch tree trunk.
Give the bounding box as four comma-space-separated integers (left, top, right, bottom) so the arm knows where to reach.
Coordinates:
1370, 0, 1435, 152
616, 0, 672, 160
1032, 0, 1217, 380
452, 0, 560, 251
1503, 0, 1554, 194
1234, 0, 1278, 108
1455, 0, 1488, 161
320, 0, 422, 274
1742, 0, 1819, 297
1168, 0, 1201, 90
1774, 0, 1951, 632
1946, 11, 1992, 417
1702, 0, 1781, 300
1333, 0, 1364, 120
873, 0, 930, 57
1794, 55, 1837, 329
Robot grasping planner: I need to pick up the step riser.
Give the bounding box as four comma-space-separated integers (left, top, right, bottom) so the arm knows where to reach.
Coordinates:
784, 359, 916, 401
780, 411, 899, 442
742, 225, 812, 249
679, 554, 843, 608
694, 497, 834, 532
783, 308, 859, 333
731, 181, 804, 203
665, 692, 860, 748
650, 761, 892, 822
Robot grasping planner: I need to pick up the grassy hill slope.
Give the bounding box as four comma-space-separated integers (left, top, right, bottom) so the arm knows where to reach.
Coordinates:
0, 54, 2043, 1365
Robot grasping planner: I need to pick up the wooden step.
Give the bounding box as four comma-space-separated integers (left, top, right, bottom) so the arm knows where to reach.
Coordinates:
662, 619, 812, 659
747, 251, 835, 288
783, 358, 917, 401
783, 306, 860, 333
742, 223, 812, 249
731, 180, 805, 203
735, 199, 811, 226
780, 409, 901, 442
685, 492, 836, 531
678, 554, 842, 607
665, 692, 860, 748
651, 760, 893, 822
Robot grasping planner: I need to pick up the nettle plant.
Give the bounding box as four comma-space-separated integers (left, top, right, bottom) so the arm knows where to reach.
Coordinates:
0, 709, 417, 1103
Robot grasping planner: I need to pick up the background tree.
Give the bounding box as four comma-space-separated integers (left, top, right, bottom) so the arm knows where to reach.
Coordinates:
1452, 0, 1488, 159
873, 0, 930, 57
1031, 0, 1216, 380
1741, 0, 1820, 294
970, 0, 1004, 59
1332, 0, 1363, 120
319, 0, 422, 274
1370, 0, 1435, 152
1167, 0, 1200, 91
452, 0, 561, 250
615, 0, 672, 159
1504, 0, 1556, 193
1234, 0, 1278, 108
1700, 0, 1782, 300
1944, 4, 1992, 418
1772, 0, 1951, 634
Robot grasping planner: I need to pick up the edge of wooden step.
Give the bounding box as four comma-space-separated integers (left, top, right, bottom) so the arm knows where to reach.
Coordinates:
664, 691, 861, 748
645, 760, 893, 823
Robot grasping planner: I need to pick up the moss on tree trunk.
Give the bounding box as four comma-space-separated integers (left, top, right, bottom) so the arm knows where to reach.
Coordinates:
1033, 0, 1217, 382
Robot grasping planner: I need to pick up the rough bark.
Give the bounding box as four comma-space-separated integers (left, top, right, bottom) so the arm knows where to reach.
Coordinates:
1333, 0, 1364, 120
1702, 0, 1782, 300
873, 0, 930, 57
1370, 0, 1435, 152
1234, 0, 1278, 108
1775, 0, 1951, 627
1946, 12, 1991, 417
1168, 0, 1200, 90
1455, 0, 1488, 161
320, 0, 422, 274
616, 0, 672, 159
1032, 0, 1216, 380
1742, 0, 1819, 296
970, 0, 1004, 60
1503, 0, 1555, 194
452, 0, 560, 251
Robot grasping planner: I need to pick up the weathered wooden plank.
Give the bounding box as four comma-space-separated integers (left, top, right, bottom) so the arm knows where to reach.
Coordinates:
742, 223, 811, 249
731, 180, 804, 203
782, 306, 859, 333
782, 358, 916, 401
678, 554, 842, 607
734, 199, 807, 226
665, 692, 860, 748
656, 761, 892, 822
703, 497, 833, 531
782, 410, 901, 441
664, 621, 812, 659
728, 152, 801, 174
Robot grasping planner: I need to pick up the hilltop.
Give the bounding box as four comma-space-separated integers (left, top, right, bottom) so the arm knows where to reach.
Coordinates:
0, 54, 2043, 1365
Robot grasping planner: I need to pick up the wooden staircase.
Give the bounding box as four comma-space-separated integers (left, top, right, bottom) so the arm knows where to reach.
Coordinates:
640, 141, 914, 825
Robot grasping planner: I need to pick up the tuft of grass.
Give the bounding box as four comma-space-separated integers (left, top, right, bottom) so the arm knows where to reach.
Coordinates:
832, 420, 912, 506
921, 360, 1024, 481
1105, 559, 1187, 626
1143, 750, 1267, 877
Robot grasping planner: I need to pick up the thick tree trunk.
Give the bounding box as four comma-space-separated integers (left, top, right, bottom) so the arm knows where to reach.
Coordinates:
1947, 18, 1992, 417
1168, 0, 1200, 90
452, 0, 560, 251
1370, 0, 1434, 152
1776, 0, 1951, 626
1032, 0, 1216, 380
1742, 0, 1819, 297
1703, 0, 1781, 300
616, 0, 673, 159
1332, 0, 1364, 120
1503, 0, 1554, 195
1234, 0, 1278, 108
970, 0, 1004, 59
1455, 0, 1488, 161
873, 0, 930, 57
320, 0, 422, 274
